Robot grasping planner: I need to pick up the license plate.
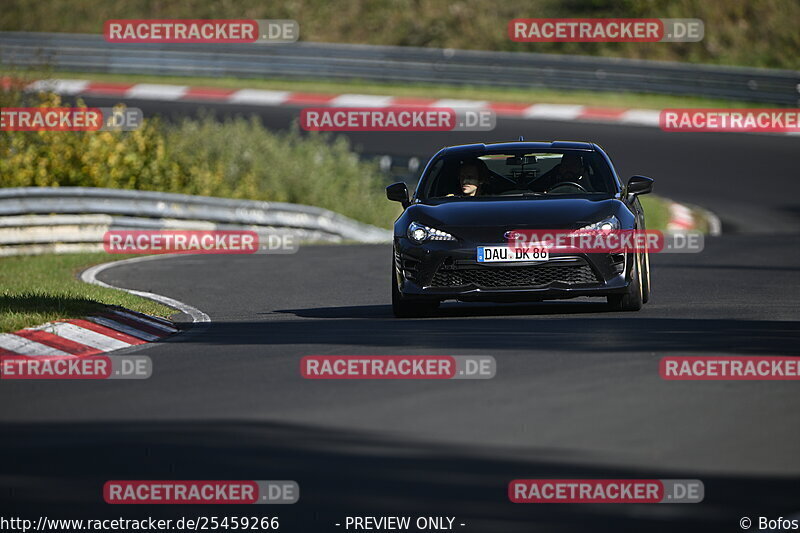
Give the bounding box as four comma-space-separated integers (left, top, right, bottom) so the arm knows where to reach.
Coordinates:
477, 246, 549, 263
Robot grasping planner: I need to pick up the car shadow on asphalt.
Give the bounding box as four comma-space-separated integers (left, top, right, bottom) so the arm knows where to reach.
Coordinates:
273, 300, 613, 319
0, 419, 797, 533
175, 315, 800, 355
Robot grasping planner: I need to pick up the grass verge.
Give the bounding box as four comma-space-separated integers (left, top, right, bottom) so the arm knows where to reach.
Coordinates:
640, 196, 670, 231
0, 253, 175, 333
642, 195, 715, 234
24, 70, 767, 110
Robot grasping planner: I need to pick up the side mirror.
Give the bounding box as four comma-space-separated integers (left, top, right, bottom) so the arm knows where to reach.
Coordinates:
627, 175, 654, 196
386, 182, 410, 208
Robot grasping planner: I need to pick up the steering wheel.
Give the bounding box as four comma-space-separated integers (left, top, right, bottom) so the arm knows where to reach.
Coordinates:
545, 181, 588, 193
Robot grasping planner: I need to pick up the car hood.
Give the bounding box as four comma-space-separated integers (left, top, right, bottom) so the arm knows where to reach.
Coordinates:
407, 197, 621, 229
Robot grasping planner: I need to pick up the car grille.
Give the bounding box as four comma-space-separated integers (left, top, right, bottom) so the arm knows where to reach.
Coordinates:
430, 264, 599, 289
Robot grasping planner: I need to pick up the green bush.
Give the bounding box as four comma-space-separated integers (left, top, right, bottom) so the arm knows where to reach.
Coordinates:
163, 114, 400, 227
0, 91, 401, 228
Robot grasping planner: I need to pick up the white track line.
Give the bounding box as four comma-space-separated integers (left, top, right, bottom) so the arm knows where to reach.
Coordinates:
80, 255, 210, 323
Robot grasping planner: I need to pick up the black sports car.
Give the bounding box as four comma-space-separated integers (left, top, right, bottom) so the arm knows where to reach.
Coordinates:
386, 141, 654, 317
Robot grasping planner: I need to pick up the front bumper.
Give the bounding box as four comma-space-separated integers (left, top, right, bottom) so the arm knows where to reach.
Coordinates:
394, 238, 632, 302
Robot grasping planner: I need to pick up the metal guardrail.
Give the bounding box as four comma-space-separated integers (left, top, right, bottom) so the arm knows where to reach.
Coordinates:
2, 32, 799, 105
0, 187, 391, 256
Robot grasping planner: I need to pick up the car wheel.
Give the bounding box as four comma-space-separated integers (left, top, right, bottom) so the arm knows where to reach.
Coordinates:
392, 266, 439, 318
641, 249, 651, 304
607, 252, 643, 312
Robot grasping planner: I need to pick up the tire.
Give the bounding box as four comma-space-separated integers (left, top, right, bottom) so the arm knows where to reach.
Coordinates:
607, 252, 644, 312
392, 266, 439, 318
641, 249, 651, 304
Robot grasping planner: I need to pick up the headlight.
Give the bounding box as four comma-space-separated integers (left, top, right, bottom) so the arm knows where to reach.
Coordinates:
407, 222, 456, 243
578, 215, 620, 232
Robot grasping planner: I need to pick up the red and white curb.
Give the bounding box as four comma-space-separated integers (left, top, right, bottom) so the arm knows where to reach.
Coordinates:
667, 201, 722, 235
17, 78, 665, 127
0, 309, 177, 357
0, 255, 209, 359
667, 202, 696, 231
6, 77, 799, 135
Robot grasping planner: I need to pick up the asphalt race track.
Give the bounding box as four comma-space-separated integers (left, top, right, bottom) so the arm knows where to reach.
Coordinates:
1, 101, 799, 532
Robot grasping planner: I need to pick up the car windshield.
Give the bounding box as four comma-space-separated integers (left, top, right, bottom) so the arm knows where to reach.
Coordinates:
420, 150, 617, 199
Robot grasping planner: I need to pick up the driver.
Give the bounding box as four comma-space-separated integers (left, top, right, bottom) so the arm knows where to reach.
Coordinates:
532, 153, 588, 192
453, 159, 490, 197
